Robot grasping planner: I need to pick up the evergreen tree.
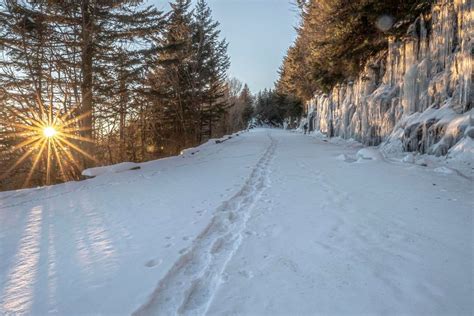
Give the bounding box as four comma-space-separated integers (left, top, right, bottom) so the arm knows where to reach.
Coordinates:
254, 89, 302, 126
240, 84, 254, 125
148, 0, 230, 149
193, 0, 230, 141
148, 0, 196, 152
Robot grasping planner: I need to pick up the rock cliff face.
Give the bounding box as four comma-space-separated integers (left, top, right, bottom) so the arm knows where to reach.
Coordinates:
306, 0, 472, 156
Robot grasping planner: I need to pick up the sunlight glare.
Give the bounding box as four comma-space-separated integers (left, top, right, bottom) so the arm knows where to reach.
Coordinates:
1, 105, 95, 187
43, 126, 57, 138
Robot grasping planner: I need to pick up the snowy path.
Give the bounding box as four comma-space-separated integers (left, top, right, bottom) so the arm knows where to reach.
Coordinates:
134, 133, 276, 315
0, 129, 472, 315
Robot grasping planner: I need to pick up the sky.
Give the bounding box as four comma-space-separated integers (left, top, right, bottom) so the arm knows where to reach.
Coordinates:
152, 0, 300, 93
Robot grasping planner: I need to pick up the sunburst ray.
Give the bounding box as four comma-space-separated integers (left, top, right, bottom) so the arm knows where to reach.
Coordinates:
1, 105, 95, 188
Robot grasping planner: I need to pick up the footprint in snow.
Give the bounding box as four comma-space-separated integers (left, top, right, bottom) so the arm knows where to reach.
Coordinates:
221, 273, 230, 282
238, 270, 254, 279
145, 259, 162, 268
196, 210, 206, 216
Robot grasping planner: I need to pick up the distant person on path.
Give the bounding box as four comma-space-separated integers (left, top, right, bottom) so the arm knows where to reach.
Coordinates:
303, 122, 308, 135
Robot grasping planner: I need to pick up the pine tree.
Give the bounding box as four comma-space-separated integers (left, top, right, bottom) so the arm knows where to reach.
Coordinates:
67, 0, 164, 164
148, 0, 196, 152
193, 0, 230, 141
148, 0, 230, 149
240, 84, 254, 125
253, 89, 302, 126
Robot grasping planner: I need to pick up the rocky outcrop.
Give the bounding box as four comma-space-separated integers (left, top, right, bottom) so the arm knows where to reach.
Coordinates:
306, 0, 473, 156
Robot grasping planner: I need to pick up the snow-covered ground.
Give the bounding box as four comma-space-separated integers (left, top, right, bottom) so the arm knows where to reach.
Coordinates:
0, 128, 472, 315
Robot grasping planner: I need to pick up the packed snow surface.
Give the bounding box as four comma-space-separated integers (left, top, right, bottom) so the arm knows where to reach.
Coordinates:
0, 129, 472, 315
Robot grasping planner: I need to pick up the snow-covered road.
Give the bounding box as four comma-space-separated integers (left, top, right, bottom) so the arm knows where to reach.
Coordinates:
1, 129, 473, 315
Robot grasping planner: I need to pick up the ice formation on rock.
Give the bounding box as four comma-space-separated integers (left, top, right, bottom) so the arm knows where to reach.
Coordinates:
305, 0, 472, 157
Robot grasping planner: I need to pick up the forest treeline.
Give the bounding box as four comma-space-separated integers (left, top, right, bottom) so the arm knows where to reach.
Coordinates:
0, 0, 254, 190
277, 0, 433, 100
253, 90, 302, 127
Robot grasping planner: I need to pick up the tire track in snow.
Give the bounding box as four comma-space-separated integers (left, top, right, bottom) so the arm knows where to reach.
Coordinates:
133, 133, 277, 316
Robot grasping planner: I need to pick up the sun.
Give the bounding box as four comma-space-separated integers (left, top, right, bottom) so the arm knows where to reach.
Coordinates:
43, 126, 57, 138
1, 103, 96, 187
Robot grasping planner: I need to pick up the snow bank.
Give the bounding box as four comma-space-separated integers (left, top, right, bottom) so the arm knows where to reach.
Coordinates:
356, 148, 384, 161
402, 153, 416, 163
325, 125, 472, 178
336, 154, 349, 161
447, 135, 474, 162
180, 132, 243, 157
380, 128, 404, 155
82, 162, 141, 178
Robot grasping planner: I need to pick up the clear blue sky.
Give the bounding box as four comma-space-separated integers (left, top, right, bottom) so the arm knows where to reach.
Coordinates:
152, 0, 300, 93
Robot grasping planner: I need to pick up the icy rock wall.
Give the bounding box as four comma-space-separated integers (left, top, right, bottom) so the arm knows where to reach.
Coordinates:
307, 0, 473, 155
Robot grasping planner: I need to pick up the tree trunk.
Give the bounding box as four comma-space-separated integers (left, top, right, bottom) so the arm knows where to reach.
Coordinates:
119, 66, 127, 161
80, 0, 94, 168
